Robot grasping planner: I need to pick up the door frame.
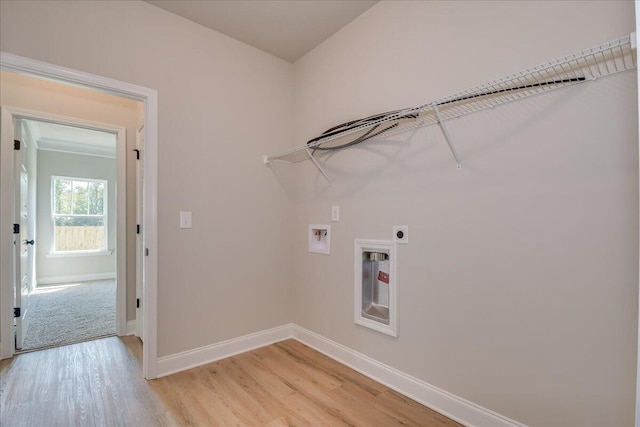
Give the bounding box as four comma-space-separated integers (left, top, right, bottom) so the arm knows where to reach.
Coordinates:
635, 5, 640, 427
135, 123, 144, 341
3, 106, 127, 346
0, 52, 158, 379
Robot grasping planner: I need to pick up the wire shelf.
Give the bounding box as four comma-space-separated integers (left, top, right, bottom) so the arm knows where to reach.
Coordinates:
264, 33, 637, 177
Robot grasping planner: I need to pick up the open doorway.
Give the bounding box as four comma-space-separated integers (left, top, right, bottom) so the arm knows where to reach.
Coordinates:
0, 53, 158, 379
17, 118, 121, 352
3, 106, 128, 353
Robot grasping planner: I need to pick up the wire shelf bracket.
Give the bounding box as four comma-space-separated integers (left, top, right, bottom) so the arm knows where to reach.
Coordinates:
264, 32, 637, 183
433, 103, 462, 170
263, 147, 331, 183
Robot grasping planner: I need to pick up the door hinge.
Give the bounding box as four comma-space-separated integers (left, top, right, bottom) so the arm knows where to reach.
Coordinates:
14, 307, 20, 318
13, 140, 20, 150
145, 248, 149, 256
133, 149, 140, 160
137, 224, 140, 234
136, 298, 140, 308
13, 224, 19, 234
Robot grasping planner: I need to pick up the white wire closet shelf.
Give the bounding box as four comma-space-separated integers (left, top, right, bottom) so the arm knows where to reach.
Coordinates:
264, 32, 637, 182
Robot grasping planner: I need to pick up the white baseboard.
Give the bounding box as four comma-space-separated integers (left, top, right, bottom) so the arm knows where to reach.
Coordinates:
156, 324, 294, 378
126, 320, 137, 336
154, 323, 524, 427
291, 325, 525, 427
37, 272, 116, 285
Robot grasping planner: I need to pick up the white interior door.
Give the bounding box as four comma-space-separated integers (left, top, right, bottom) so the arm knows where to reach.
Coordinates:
136, 125, 145, 341
13, 127, 32, 350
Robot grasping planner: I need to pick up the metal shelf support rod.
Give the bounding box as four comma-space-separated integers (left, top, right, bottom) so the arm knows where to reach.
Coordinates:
305, 148, 331, 184
433, 103, 462, 170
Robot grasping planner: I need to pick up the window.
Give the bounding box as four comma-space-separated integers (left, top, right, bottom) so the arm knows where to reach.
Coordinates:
52, 177, 107, 252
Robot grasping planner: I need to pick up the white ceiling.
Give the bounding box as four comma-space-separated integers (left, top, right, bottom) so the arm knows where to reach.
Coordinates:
145, 0, 378, 63
24, 120, 117, 158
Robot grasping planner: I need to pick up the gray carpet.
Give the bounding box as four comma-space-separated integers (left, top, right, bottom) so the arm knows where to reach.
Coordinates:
21, 280, 116, 351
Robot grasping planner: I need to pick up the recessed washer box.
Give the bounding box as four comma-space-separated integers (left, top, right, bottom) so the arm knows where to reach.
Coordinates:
354, 239, 398, 337
309, 225, 331, 254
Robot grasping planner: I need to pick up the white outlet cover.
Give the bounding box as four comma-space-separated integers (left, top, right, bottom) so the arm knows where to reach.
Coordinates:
331, 205, 340, 222
393, 225, 408, 243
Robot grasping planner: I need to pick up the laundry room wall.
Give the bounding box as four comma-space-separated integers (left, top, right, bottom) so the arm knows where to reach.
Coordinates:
291, 1, 638, 426
0, 0, 295, 357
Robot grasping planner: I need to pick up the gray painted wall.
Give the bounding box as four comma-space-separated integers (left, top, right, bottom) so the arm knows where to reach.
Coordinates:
36, 150, 116, 282
291, 1, 638, 426
0, 0, 294, 358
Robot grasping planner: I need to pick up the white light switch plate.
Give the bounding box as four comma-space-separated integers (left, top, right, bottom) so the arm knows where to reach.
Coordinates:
180, 211, 192, 229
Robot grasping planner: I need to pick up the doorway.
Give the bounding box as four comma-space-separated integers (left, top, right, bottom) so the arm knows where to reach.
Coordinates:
3, 109, 127, 352
18, 118, 123, 351
0, 53, 159, 379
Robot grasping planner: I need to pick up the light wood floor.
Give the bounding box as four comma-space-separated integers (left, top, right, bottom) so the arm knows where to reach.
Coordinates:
0, 336, 462, 426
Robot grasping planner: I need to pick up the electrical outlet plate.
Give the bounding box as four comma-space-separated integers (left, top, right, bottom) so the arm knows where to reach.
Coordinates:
331, 205, 340, 222
393, 226, 408, 243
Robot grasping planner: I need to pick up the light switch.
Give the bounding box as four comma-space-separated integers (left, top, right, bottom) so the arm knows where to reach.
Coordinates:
180, 211, 192, 229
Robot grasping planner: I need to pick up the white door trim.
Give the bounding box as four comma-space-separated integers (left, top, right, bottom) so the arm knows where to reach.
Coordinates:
0, 52, 159, 379
135, 123, 144, 341
635, 5, 640, 426
2, 106, 127, 340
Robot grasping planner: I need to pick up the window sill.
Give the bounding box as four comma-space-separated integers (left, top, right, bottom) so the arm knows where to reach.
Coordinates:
47, 250, 113, 258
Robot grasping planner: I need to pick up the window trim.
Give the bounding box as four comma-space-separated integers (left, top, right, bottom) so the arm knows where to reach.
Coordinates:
51, 175, 108, 254
46, 250, 113, 258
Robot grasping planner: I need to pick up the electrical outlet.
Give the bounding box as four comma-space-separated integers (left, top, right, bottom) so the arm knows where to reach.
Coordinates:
393, 225, 408, 243
331, 205, 340, 222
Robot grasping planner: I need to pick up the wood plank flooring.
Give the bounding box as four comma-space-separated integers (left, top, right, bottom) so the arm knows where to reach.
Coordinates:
0, 336, 173, 426
0, 336, 462, 426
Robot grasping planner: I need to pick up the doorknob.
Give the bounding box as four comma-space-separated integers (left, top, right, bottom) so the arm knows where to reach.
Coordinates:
23, 239, 34, 245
